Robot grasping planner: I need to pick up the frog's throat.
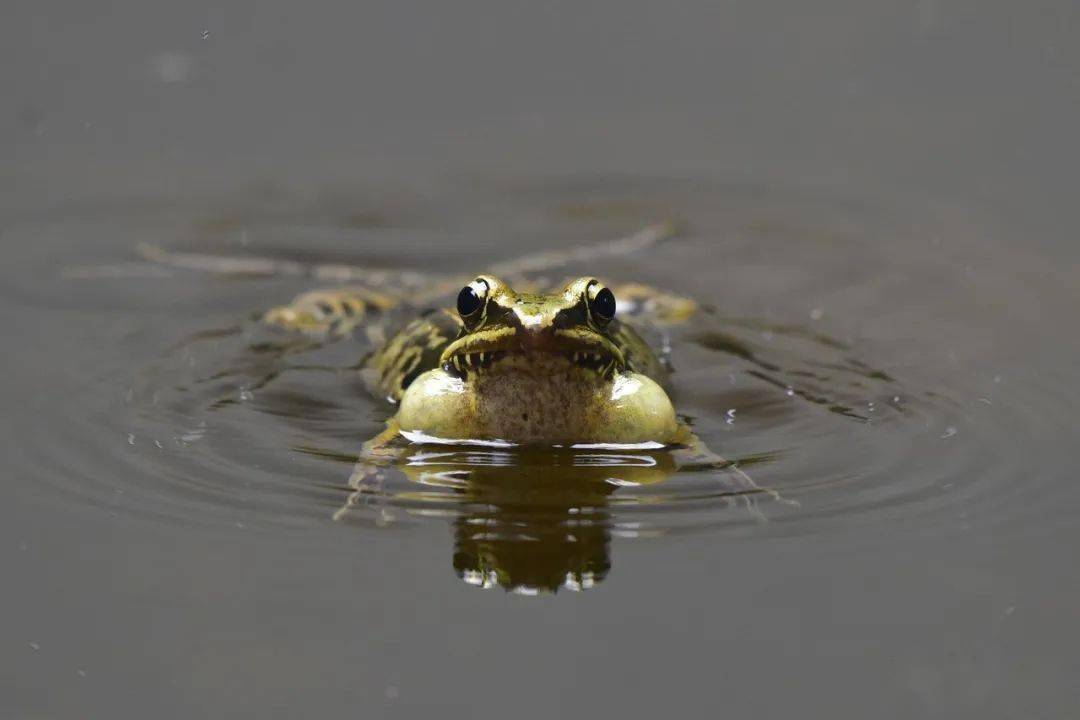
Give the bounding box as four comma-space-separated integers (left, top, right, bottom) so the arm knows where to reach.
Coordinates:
395, 368, 682, 446
439, 326, 625, 376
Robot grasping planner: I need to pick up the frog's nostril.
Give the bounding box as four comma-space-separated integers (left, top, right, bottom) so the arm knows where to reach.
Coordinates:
517, 328, 549, 351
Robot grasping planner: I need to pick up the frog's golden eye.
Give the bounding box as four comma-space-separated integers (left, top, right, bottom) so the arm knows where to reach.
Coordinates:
586, 281, 616, 326
456, 278, 488, 320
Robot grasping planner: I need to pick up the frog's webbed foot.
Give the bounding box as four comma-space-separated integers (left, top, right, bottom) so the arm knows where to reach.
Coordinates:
672, 429, 798, 521
264, 287, 401, 339
332, 418, 405, 523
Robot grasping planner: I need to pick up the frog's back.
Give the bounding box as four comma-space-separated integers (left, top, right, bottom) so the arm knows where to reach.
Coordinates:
363, 308, 463, 402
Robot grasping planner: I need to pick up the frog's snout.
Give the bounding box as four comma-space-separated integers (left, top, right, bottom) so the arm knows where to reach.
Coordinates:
507, 308, 558, 350
516, 324, 557, 352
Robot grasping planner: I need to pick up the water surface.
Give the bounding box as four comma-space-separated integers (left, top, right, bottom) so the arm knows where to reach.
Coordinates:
3, 178, 1078, 716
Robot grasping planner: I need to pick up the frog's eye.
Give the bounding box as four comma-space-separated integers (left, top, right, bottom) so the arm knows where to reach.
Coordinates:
456, 278, 488, 319
586, 282, 616, 326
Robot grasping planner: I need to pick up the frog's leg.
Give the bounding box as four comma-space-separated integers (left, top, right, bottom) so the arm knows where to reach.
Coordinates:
263, 286, 402, 339
486, 222, 680, 276
610, 282, 700, 327
140, 222, 683, 338
671, 425, 798, 520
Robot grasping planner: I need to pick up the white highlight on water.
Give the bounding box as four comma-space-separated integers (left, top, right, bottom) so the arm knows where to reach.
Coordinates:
570, 441, 666, 450
400, 429, 515, 447
401, 428, 666, 451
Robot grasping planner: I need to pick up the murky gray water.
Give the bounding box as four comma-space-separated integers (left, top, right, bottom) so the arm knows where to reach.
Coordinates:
4, 2, 1080, 718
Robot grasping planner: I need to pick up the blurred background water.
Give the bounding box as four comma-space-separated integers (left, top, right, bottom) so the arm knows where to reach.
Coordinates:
2, 1, 1079, 718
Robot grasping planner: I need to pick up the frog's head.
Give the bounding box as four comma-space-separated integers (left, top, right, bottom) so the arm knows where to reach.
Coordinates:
396, 275, 683, 446
439, 275, 624, 377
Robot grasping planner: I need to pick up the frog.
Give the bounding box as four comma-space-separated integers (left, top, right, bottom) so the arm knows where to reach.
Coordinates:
138, 222, 788, 591
234, 223, 697, 447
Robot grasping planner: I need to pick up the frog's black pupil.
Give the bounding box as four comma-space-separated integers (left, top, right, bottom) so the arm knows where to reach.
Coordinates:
592, 287, 616, 321
457, 285, 483, 317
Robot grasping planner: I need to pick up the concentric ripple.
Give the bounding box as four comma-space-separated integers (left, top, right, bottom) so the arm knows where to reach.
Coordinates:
4, 179, 1078, 591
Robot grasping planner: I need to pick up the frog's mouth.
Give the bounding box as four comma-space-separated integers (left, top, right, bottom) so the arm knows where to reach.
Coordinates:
439, 327, 625, 378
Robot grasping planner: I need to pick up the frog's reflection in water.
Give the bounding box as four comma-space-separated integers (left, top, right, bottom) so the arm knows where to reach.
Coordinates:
387, 447, 680, 594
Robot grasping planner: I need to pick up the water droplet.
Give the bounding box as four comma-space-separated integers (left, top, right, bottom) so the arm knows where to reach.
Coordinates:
201, 29, 210, 40
785, 387, 795, 397
725, 408, 737, 424
810, 307, 824, 320
239, 389, 254, 402
127, 433, 136, 445
941, 426, 957, 439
